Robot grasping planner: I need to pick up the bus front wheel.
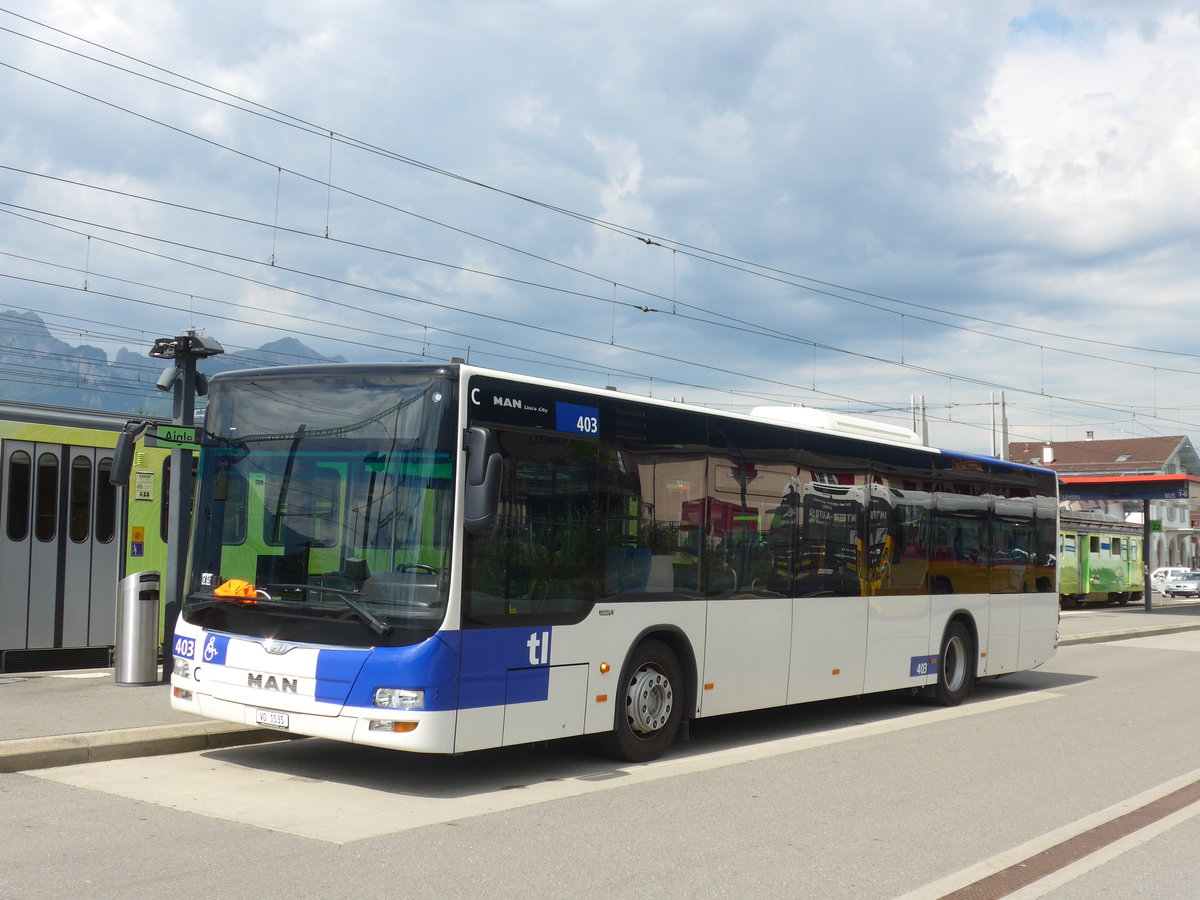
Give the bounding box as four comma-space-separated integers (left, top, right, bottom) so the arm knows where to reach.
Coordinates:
602, 639, 683, 763
934, 622, 974, 706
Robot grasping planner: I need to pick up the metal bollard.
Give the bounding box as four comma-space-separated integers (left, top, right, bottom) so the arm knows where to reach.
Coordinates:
114, 571, 161, 686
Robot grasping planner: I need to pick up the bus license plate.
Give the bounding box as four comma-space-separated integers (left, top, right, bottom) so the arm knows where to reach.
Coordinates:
255, 709, 289, 729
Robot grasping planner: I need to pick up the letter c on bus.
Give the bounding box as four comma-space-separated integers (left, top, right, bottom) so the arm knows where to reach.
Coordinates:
471, 387, 480, 405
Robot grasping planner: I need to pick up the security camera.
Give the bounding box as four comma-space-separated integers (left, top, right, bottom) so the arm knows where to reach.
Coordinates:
156, 367, 180, 392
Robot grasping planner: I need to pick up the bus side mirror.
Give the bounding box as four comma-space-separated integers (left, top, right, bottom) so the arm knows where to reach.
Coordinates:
464, 426, 502, 534
109, 420, 151, 487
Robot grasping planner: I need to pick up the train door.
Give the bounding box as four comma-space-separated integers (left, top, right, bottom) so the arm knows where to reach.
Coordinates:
62, 448, 120, 646
1058, 530, 1081, 600
3, 441, 63, 649
0, 440, 120, 660
0, 441, 35, 649
91, 455, 120, 641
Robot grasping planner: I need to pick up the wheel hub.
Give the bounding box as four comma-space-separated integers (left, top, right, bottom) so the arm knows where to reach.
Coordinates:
627, 666, 673, 734
944, 635, 966, 691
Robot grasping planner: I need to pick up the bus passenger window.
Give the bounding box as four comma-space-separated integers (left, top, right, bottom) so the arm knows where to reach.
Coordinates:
464, 430, 598, 625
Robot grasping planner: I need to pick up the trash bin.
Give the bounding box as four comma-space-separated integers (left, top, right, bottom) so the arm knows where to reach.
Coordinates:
114, 571, 161, 686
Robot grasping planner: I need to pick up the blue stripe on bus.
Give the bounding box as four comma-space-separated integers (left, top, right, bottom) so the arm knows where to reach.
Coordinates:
312, 628, 555, 712
316, 649, 369, 704
341, 634, 462, 711
458, 627, 552, 709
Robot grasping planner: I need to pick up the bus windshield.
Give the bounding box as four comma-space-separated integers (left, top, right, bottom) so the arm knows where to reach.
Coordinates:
183, 369, 457, 647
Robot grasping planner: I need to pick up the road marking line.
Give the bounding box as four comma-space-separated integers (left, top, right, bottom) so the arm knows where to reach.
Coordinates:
894, 766, 1200, 900
30, 690, 1057, 844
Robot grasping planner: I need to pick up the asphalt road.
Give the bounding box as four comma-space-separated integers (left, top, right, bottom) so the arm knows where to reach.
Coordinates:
5, 627, 1200, 898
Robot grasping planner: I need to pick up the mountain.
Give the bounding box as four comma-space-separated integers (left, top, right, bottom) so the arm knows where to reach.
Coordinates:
0, 310, 345, 414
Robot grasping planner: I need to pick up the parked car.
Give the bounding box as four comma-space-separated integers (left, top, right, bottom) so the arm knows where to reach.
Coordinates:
1151, 567, 1194, 594
1162, 570, 1200, 598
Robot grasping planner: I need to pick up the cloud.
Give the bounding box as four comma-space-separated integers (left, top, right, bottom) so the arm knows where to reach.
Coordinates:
1, 1, 1199, 452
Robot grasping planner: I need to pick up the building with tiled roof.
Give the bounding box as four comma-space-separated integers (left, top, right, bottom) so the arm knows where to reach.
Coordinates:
1007, 436, 1200, 569
1008, 436, 1200, 477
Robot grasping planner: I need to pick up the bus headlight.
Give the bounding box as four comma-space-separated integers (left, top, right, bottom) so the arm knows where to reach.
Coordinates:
373, 688, 425, 709
174, 659, 191, 679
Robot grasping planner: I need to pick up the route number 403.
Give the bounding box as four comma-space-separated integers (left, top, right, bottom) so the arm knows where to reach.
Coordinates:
910, 655, 939, 677
576, 415, 598, 434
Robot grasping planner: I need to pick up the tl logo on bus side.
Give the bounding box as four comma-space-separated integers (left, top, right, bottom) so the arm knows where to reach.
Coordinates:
526, 630, 551, 666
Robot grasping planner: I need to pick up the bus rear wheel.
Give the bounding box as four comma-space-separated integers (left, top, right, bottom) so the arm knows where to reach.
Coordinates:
602, 639, 683, 763
933, 621, 974, 706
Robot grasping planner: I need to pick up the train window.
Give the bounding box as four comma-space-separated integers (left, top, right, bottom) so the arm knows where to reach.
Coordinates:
35, 452, 59, 542
159, 455, 199, 542
220, 471, 248, 544
69, 455, 91, 543
1090, 536, 1100, 554
5, 450, 31, 541
1112, 537, 1121, 556
95, 457, 117, 543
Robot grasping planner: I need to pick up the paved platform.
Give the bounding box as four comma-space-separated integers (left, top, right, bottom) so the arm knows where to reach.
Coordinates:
3, 598, 1199, 773
0, 668, 286, 773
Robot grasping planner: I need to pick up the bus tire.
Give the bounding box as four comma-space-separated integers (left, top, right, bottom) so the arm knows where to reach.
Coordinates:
602, 639, 683, 763
934, 621, 974, 706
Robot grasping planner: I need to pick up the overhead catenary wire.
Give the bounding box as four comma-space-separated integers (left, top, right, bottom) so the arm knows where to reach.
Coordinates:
0, 19, 1189, 367
0, 10, 1184, 361
6, 164, 1197, 379
7, 198, 1197, 434
0, 9, 1195, 445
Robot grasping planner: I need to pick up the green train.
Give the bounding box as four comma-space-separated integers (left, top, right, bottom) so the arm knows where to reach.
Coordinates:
0, 401, 171, 673
1058, 514, 1144, 608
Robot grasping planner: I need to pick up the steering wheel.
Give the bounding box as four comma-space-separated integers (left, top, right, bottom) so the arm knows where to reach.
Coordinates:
397, 564, 438, 574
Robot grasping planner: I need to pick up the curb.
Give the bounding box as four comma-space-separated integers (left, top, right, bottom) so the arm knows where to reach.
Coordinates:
6, 623, 1200, 774
1058, 621, 1200, 647
0, 721, 290, 774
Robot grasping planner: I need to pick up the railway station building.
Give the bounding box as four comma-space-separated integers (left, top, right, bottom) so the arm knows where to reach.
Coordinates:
1008, 436, 1200, 569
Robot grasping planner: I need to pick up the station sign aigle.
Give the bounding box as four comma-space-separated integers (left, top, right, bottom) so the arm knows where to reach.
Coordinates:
145, 424, 200, 452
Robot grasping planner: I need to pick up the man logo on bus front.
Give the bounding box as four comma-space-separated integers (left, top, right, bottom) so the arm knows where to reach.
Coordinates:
527, 631, 550, 666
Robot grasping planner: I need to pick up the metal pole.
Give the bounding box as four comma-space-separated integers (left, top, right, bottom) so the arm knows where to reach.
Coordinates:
148, 329, 222, 683
990, 391, 996, 458
1144, 498, 1152, 612
161, 351, 196, 682
1000, 392, 1009, 461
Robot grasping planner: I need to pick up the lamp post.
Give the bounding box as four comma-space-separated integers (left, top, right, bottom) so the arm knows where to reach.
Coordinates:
150, 328, 224, 682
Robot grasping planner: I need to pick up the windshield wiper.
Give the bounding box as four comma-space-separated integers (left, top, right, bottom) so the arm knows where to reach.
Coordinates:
267, 584, 393, 636
189, 584, 393, 636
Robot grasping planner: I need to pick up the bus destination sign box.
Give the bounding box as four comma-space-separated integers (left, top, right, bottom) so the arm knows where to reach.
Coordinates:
470, 378, 599, 436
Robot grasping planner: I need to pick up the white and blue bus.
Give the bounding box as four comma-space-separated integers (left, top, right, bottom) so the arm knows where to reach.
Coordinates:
166, 363, 1059, 761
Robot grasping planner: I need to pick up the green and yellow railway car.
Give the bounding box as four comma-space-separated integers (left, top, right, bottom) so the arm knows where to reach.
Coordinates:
0, 401, 170, 672
1058, 514, 1143, 608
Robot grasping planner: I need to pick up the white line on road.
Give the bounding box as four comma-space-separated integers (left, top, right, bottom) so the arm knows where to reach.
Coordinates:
893, 766, 1200, 900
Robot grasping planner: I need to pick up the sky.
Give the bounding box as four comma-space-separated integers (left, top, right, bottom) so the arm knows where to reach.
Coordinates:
1, 0, 1199, 455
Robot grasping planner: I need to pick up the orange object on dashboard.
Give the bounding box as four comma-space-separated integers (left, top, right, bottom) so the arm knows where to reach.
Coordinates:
214, 578, 257, 598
